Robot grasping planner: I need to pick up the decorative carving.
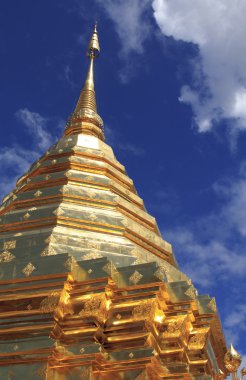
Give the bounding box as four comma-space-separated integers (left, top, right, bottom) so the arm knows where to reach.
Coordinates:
129, 270, 143, 285
163, 317, 186, 338
22, 262, 36, 277
129, 352, 134, 358
0, 251, 16, 263
154, 266, 167, 281
3, 240, 16, 250
188, 333, 207, 350
40, 291, 60, 313
207, 298, 217, 312
79, 294, 108, 323
102, 261, 117, 276
45, 174, 51, 180
34, 190, 42, 197
40, 246, 56, 256
23, 212, 30, 220
185, 286, 197, 299
53, 208, 65, 216
132, 300, 155, 322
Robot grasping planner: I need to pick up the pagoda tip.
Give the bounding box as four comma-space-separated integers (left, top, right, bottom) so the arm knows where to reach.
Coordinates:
87, 22, 100, 58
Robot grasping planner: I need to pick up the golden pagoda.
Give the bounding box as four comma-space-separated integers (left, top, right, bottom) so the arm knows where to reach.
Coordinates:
0, 24, 229, 380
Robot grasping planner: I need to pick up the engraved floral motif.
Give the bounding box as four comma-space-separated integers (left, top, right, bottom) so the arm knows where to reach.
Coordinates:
40, 247, 55, 257
102, 261, 117, 276
40, 291, 60, 313
154, 266, 167, 281
34, 190, 42, 197
53, 208, 65, 216
22, 262, 36, 277
132, 300, 155, 322
3, 240, 16, 250
188, 333, 207, 350
163, 317, 187, 338
79, 294, 108, 323
185, 286, 197, 299
23, 212, 30, 220
129, 270, 143, 285
0, 251, 16, 263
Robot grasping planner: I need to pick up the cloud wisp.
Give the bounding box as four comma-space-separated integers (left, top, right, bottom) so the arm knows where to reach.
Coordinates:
152, 0, 246, 135
0, 108, 58, 199
166, 163, 246, 288
98, 0, 246, 137
96, 0, 152, 83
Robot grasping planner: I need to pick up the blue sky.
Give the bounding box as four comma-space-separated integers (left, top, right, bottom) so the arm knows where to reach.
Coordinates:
1, 0, 246, 363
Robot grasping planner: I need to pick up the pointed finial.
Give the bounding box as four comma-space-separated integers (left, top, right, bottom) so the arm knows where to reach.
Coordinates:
87, 22, 100, 58
224, 344, 242, 373
64, 23, 104, 140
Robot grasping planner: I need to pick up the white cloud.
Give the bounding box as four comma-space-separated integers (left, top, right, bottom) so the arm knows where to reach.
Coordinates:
164, 163, 246, 348
224, 304, 246, 346
152, 0, 246, 133
96, 0, 151, 57
0, 109, 57, 199
96, 0, 152, 83
99, 0, 246, 134
16, 108, 53, 150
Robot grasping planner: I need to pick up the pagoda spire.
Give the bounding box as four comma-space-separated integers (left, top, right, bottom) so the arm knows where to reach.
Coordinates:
65, 23, 104, 140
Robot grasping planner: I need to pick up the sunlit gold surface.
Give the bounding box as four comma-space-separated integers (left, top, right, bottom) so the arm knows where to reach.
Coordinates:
0, 24, 228, 380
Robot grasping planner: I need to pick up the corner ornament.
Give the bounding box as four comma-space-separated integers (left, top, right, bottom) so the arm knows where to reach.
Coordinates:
224, 344, 246, 380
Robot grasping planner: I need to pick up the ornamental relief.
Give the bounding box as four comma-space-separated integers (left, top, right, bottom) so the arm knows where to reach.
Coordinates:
79, 294, 108, 323
188, 333, 207, 350
0, 251, 16, 263
132, 300, 156, 323
163, 317, 187, 338
40, 291, 60, 313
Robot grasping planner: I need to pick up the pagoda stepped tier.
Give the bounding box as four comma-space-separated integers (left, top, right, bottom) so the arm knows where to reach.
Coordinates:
0, 132, 179, 274
0, 256, 226, 379
0, 24, 227, 380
